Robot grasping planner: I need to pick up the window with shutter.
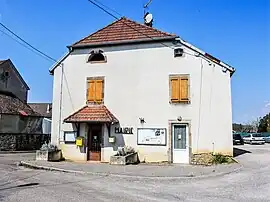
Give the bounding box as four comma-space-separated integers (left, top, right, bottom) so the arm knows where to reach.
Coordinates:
170, 75, 190, 103
95, 80, 103, 103
180, 77, 189, 101
87, 78, 104, 103
88, 80, 95, 101
171, 78, 180, 102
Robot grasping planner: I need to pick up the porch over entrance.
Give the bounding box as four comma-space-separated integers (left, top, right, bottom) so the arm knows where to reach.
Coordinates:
64, 105, 118, 124
63, 105, 118, 162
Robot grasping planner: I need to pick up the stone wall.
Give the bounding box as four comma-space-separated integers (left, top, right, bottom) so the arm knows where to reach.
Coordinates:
0, 133, 50, 151
191, 153, 215, 165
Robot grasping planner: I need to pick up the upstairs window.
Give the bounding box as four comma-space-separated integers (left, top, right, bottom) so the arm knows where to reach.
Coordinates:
170, 75, 190, 103
87, 78, 104, 104
87, 50, 106, 63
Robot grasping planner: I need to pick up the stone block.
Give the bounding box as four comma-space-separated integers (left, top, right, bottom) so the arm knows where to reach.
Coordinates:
36, 150, 63, 162
110, 152, 138, 165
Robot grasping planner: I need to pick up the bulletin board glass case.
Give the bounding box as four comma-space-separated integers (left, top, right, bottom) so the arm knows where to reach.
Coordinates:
137, 128, 166, 146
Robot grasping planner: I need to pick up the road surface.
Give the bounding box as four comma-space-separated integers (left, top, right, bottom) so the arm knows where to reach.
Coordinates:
0, 145, 270, 202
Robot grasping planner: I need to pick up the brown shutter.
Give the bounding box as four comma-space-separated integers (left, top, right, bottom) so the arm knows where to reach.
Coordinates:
171, 78, 180, 102
95, 80, 103, 102
180, 77, 189, 101
87, 80, 95, 101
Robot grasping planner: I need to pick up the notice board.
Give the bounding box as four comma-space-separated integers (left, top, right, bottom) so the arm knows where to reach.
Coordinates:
137, 128, 166, 146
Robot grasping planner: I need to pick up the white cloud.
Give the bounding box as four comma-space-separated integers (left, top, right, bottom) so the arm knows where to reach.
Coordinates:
265, 102, 270, 108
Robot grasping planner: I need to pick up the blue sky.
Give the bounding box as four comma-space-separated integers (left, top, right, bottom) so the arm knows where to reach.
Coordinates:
0, 0, 269, 123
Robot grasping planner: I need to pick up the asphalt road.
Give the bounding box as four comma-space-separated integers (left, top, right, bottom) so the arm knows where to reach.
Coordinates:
0, 144, 270, 202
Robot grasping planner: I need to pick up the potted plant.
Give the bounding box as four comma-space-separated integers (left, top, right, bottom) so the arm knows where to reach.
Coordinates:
110, 146, 138, 165
36, 142, 63, 162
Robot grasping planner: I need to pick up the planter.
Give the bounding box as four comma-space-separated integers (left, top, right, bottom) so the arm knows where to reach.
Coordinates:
36, 150, 63, 162
110, 152, 138, 165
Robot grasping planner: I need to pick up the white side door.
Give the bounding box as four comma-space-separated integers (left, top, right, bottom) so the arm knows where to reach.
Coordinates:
172, 124, 189, 163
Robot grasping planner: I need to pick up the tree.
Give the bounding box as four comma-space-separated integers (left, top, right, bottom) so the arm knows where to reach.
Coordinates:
250, 118, 260, 133
258, 113, 270, 132
232, 123, 252, 132
232, 123, 243, 132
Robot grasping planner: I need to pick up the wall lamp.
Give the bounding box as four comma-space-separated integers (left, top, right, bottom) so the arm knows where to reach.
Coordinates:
139, 118, 146, 124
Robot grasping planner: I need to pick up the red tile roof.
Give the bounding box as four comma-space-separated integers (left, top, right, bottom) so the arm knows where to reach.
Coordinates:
72, 17, 176, 47
64, 105, 118, 123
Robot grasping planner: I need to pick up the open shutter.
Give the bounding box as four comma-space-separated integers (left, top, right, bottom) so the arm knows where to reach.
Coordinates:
88, 80, 95, 101
180, 77, 189, 101
171, 78, 180, 102
95, 80, 103, 102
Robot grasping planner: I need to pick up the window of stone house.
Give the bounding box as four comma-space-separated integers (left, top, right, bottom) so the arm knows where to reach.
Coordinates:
169, 75, 190, 103
87, 50, 107, 63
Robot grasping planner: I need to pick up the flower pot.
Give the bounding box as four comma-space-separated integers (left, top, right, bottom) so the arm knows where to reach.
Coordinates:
36, 150, 62, 161
110, 152, 138, 165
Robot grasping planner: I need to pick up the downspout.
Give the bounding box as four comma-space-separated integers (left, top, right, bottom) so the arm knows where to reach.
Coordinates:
196, 58, 203, 154
58, 63, 64, 145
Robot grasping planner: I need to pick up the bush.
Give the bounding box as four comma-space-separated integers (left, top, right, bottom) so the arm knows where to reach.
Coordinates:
212, 154, 231, 164
40, 142, 58, 152
116, 146, 135, 156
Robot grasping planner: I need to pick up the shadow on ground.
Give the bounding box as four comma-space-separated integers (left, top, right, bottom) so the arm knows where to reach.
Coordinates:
233, 147, 251, 157
0, 183, 39, 191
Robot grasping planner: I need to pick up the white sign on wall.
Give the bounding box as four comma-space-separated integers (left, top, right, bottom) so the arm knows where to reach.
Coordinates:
64, 131, 77, 143
137, 128, 166, 146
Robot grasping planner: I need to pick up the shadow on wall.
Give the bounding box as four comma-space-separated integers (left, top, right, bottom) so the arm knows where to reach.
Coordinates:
104, 123, 125, 152
233, 147, 251, 157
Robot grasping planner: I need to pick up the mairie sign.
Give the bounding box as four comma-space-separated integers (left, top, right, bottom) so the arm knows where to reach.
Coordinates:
115, 127, 133, 134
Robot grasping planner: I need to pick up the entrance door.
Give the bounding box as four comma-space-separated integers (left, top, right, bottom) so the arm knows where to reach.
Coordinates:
88, 124, 102, 161
172, 124, 189, 163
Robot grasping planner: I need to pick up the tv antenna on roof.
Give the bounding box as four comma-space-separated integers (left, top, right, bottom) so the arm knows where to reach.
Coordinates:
143, 0, 153, 27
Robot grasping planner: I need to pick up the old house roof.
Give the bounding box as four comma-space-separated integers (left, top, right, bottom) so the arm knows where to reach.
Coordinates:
28, 103, 52, 118
0, 59, 30, 90
72, 17, 176, 48
0, 92, 39, 116
64, 105, 118, 123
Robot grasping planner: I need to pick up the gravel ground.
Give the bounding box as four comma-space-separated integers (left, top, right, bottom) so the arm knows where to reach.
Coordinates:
0, 144, 270, 201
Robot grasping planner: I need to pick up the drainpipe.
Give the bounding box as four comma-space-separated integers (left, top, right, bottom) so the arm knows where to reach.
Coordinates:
58, 63, 64, 145
196, 58, 203, 153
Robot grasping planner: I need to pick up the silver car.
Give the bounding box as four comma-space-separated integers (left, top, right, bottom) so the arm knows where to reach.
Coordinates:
264, 135, 270, 143
243, 133, 265, 144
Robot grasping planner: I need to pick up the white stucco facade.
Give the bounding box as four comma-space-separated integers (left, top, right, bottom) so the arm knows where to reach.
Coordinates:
51, 41, 233, 163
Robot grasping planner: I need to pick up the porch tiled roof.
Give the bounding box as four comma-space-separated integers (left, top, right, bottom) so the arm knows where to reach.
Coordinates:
64, 105, 118, 123
72, 17, 176, 47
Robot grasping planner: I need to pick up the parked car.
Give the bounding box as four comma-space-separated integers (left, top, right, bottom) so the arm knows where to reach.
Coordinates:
264, 135, 270, 143
243, 133, 265, 144
233, 133, 244, 145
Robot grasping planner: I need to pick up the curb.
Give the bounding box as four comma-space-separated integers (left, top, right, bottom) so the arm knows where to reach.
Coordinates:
19, 161, 243, 180
0, 151, 36, 154
19, 161, 109, 177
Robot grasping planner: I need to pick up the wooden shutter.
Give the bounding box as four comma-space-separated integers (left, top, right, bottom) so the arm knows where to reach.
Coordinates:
180, 77, 189, 101
171, 78, 180, 102
87, 80, 95, 101
95, 80, 103, 102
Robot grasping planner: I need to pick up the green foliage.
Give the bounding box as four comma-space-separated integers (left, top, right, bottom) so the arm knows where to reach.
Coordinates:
258, 113, 270, 132
40, 142, 58, 152
212, 154, 232, 164
116, 146, 135, 156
